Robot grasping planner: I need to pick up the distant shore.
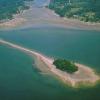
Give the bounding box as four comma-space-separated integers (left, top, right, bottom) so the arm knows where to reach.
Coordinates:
44, 9, 100, 30
54, 17, 100, 31
0, 3, 100, 31
0, 39, 99, 87
0, 18, 26, 28
0, 10, 27, 28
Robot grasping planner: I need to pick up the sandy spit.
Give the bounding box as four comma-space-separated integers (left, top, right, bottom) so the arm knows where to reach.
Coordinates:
0, 39, 100, 87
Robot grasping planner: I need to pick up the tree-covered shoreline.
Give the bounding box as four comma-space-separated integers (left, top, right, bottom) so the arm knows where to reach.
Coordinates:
0, 0, 33, 22
49, 0, 100, 22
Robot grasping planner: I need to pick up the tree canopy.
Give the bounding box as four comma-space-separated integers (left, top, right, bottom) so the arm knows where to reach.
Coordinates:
0, 0, 33, 21
49, 0, 100, 22
53, 59, 78, 73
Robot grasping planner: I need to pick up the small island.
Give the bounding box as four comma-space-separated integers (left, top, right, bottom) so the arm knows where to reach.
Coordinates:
53, 59, 78, 73
0, 39, 99, 88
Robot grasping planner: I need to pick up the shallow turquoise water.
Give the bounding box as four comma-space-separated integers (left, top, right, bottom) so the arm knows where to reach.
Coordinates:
0, 27, 100, 70
0, 27, 100, 100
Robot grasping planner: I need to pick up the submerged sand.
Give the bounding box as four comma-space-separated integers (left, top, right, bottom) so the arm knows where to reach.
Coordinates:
0, 39, 99, 87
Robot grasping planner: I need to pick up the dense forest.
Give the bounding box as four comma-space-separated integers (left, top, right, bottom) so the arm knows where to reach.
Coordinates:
49, 0, 100, 22
53, 59, 78, 73
0, 0, 33, 22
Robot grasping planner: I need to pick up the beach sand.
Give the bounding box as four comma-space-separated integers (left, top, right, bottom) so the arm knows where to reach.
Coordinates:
0, 17, 26, 28
0, 39, 99, 87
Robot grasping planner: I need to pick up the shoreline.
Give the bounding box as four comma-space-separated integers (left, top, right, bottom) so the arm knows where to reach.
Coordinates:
0, 39, 99, 87
0, 17, 26, 28
0, 9, 27, 28
44, 9, 100, 31
0, 3, 100, 31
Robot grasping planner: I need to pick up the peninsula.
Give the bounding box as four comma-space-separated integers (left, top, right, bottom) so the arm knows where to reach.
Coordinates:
0, 39, 99, 87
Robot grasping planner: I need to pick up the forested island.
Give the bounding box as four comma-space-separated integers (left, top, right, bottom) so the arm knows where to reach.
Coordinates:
0, 0, 33, 22
49, 0, 100, 22
53, 59, 78, 73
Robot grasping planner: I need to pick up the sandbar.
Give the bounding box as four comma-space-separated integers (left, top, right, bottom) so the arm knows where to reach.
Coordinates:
0, 39, 99, 87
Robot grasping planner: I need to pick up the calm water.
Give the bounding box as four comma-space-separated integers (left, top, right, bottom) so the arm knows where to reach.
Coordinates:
0, 27, 100, 100
0, 0, 100, 100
